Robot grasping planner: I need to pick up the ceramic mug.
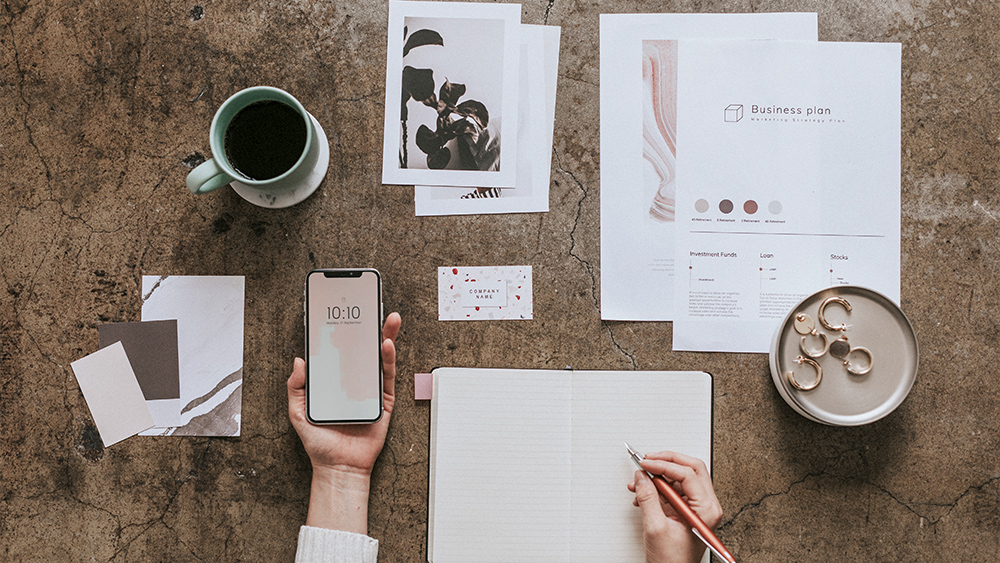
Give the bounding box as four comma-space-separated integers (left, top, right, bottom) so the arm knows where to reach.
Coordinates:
186, 86, 321, 195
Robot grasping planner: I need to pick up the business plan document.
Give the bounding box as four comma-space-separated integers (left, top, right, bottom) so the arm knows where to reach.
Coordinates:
428, 368, 712, 563
672, 40, 901, 352
599, 13, 818, 321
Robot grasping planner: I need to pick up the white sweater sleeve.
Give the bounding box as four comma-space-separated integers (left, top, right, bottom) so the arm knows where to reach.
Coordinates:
294, 526, 379, 563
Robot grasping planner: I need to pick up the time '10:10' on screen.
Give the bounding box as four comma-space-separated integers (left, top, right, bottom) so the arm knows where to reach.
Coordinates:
327, 306, 361, 320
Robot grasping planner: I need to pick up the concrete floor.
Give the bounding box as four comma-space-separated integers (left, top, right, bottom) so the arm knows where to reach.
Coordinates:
3, 0, 999, 561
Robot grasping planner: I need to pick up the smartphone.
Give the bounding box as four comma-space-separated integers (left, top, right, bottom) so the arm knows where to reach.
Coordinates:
305, 268, 384, 424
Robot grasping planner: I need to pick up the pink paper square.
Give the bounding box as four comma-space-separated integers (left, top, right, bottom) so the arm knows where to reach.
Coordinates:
414, 373, 433, 401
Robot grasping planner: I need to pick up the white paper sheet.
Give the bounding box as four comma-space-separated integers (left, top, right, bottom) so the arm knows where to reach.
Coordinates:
382, 1, 521, 188
414, 24, 560, 215
671, 40, 901, 352
599, 13, 818, 321
140, 275, 245, 436
70, 342, 155, 447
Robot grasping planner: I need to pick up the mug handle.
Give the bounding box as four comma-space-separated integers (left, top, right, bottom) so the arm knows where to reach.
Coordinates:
186, 158, 236, 194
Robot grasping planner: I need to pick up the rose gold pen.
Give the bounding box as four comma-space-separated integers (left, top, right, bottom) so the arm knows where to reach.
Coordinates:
625, 442, 736, 563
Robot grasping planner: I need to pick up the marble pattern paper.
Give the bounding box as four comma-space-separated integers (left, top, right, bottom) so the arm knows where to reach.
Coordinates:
140, 275, 245, 436
438, 266, 532, 320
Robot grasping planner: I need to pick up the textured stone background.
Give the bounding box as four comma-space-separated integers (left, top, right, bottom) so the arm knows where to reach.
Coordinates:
3, 0, 999, 561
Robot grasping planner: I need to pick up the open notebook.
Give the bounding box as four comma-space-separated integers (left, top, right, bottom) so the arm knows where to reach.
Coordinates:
428, 368, 713, 563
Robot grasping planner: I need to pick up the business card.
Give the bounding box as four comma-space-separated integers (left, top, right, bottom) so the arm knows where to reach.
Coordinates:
438, 266, 532, 320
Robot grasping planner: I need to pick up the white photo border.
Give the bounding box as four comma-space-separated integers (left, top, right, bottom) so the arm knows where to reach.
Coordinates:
383, 1, 521, 188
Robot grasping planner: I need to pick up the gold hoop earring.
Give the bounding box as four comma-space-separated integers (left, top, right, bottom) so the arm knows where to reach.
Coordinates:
793, 313, 829, 358
784, 355, 823, 391
818, 296, 852, 332
830, 336, 873, 375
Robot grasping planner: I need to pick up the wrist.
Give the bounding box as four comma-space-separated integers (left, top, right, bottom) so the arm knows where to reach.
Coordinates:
306, 465, 373, 534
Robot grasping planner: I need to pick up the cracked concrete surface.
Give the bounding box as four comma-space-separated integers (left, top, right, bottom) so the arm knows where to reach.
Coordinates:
2, 0, 1000, 561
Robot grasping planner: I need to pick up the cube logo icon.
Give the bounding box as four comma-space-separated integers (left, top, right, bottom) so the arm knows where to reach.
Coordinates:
725, 104, 743, 122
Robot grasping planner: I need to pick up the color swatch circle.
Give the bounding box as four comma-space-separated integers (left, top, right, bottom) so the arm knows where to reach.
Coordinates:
744, 200, 758, 214
719, 199, 734, 214
695, 199, 710, 213
769, 200, 783, 215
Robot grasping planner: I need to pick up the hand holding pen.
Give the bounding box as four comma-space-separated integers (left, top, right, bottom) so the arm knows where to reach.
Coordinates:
625, 445, 730, 563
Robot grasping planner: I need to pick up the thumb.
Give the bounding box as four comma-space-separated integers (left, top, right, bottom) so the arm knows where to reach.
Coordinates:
634, 470, 667, 531
287, 357, 307, 423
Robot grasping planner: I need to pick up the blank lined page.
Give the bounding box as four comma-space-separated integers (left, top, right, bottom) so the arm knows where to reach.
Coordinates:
430, 368, 573, 563
570, 371, 713, 561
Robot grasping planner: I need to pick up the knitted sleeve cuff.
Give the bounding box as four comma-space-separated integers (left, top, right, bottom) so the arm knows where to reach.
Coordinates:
294, 526, 379, 563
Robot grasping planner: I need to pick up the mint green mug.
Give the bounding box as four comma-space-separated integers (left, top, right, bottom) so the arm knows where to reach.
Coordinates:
186, 87, 323, 197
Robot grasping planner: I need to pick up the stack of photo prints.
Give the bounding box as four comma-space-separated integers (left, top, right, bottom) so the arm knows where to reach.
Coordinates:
381, 1, 560, 216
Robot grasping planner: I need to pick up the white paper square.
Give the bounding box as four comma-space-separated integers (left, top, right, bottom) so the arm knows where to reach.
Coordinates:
460, 279, 507, 308
71, 342, 155, 447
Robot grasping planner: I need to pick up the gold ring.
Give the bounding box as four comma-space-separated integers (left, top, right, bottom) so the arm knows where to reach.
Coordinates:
799, 332, 829, 358
845, 346, 873, 375
784, 355, 822, 391
818, 296, 852, 332
830, 336, 873, 375
793, 313, 829, 358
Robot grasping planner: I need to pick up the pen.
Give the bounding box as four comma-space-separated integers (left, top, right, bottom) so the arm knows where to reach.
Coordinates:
625, 442, 736, 563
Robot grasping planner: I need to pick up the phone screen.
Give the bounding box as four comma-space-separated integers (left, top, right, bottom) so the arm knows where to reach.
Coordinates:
306, 269, 383, 423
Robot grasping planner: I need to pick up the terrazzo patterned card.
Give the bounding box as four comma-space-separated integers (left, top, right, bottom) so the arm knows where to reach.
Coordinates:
140, 275, 245, 436
438, 266, 532, 320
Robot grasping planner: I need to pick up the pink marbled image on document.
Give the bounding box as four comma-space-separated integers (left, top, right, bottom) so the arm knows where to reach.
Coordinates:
642, 40, 678, 222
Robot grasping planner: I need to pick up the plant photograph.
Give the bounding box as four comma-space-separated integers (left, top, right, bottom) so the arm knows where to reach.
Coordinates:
399, 16, 506, 172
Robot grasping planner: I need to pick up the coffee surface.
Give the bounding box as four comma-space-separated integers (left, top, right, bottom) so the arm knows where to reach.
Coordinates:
224, 100, 308, 181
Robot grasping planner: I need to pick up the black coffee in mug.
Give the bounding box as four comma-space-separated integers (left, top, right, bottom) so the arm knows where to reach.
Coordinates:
224, 100, 308, 181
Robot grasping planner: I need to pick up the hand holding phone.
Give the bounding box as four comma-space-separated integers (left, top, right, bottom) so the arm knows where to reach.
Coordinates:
286, 311, 401, 532
305, 269, 384, 424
